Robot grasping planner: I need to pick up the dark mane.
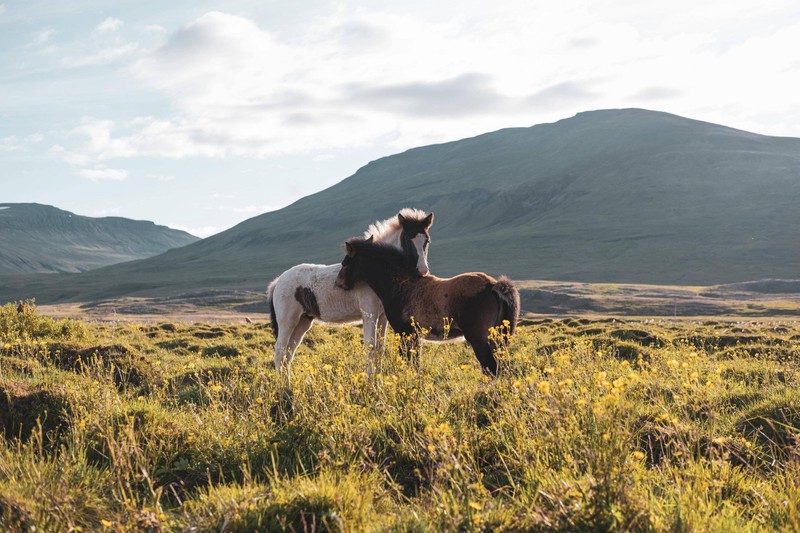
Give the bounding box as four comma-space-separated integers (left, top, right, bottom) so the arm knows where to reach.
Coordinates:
349, 237, 418, 274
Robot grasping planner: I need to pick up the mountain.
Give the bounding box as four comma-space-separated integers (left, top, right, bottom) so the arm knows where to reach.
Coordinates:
0, 203, 199, 274
1, 108, 799, 304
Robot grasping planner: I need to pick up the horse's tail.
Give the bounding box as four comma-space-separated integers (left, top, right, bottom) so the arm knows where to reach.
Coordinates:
267, 278, 279, 338
492, 276, 520, 334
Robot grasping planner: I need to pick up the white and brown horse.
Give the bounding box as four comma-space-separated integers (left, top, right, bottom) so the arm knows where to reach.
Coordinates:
335, 236, 519, 376
268, 209, 434, 372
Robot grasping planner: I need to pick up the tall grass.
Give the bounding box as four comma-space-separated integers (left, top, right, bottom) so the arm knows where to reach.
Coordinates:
1, 302, 799, 531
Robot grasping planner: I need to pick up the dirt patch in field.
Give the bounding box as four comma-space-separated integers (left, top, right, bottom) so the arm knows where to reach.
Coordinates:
737, 402, 800, 461
608, 328, 667, 347
38, 295, 269, 324
675, 334, 783, 350
0, 496, 33, 530
47, 343, 158, 390
636, 420, 755, 468
0, 380, 69, 443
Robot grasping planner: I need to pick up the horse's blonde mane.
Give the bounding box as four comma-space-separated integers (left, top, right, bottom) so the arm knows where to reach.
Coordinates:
363, 208, 428, 241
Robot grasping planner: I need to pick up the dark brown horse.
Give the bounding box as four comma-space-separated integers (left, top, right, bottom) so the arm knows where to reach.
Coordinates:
335, 236, 519, 376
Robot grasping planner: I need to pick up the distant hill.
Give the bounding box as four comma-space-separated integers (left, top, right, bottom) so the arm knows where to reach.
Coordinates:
0, 203, 199, 273
1, 108, 799, 304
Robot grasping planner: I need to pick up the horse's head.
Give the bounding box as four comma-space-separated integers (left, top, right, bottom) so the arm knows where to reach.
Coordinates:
335, 251, 356, 290
335, 235, 373, 290
336, 235, 416, 290
398, 211, 434, 276
362, 208, 434, 276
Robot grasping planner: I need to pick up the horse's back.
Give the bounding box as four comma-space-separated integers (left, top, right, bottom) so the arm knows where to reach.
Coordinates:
423, 271, 496, 293
270, 263, 369, 322
403, 272, 492, 330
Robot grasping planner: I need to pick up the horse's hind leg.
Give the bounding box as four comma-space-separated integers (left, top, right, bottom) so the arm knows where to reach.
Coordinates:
460, 300, 500, 377
273, 300, 304, 372
463, 329, 497, 377
274, 324, 295, 372
283, 315, 314, 369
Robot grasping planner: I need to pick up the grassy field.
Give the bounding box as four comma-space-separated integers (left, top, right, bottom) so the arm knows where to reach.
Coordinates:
1, 302, 800, 531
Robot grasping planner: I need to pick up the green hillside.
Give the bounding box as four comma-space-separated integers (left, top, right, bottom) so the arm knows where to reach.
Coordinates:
0, 203, 199, 273
2, 108, 799, 304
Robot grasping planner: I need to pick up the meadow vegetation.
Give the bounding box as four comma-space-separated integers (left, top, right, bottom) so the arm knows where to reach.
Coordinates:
1, 301, 799, 531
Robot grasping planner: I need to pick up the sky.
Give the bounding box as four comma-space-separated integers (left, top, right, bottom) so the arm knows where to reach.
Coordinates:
2, 0, 800, 237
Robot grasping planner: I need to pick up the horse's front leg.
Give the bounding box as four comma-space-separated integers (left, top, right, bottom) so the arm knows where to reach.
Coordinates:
364, 313, 389, 376
362, 313, 379, 376
375, 313, 388, 355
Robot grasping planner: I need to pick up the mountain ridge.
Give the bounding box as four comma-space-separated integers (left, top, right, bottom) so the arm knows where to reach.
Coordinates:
1, 108, 799, 304
0, 203, 199, 274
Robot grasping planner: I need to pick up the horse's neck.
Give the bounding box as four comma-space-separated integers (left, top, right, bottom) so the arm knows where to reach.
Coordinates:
358, 259, 415, 332
359, 260, 398, 300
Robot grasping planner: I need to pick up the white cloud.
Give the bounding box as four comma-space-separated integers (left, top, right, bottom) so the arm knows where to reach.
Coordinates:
74, 166, 128, 181
51, 135, 128, 182
0, 136, 22, 152
51, 3, 800, 168
50, 144, 94, 166
95, 17, 123, 33
2, 134, 45, 152
28, 28, 55, 47
62, 42, 139, 67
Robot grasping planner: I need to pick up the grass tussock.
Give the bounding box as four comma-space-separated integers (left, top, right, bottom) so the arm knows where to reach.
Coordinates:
1, 301, 799, 531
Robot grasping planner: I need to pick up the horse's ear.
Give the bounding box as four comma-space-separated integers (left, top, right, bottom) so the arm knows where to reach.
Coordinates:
397, 213, 407, 227
424, 212, 434, 228
345, 241, 357, 256
366, 235, 374, 243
